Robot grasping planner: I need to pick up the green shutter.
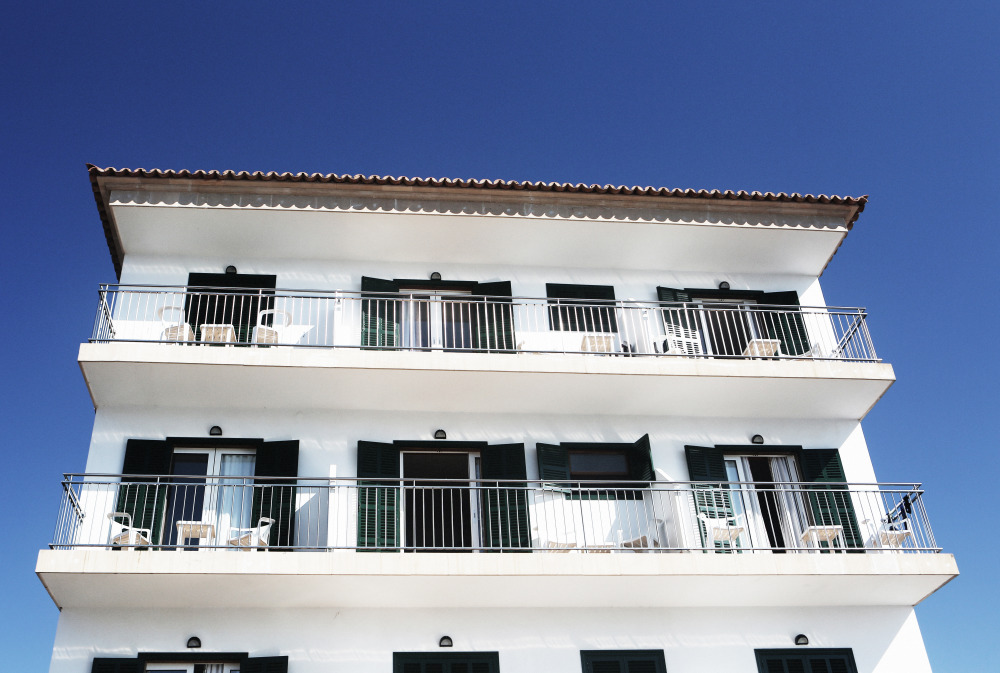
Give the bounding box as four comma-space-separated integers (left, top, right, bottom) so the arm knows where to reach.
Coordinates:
581, 651, 666, 673
754, 649, 858, 673
252, 440, 299, 548
800, 449, 862, 550
684, 445, 738, 551
627, 434, 654, 482
357, 441, 400, 550
657, 286, 695, 334
361, 276, 400, 349
536, 443, 570, 483
472, 281, 515, 352
91, 658, 141, 673
241, 656, 289, 673
480, 443, 531, 549
546, 283, 618, 333
760, 291, 808, 356
393, 653, 500, 673
116, 439, 171, 546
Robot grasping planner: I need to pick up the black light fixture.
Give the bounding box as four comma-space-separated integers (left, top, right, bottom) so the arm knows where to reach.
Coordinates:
187, 637, 202, 649
209, 426, 223, 436
434, 429, 447, 440
430, 272, 442, 281
439, 636, 453, 648
794, 634, 809, 646
225, 265, 238, 274
718, 281, 731, 290
751, 434, 764, 445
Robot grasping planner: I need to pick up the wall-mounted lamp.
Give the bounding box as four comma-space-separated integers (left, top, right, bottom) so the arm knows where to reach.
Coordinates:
430, 272, 442, 281
794, 634, 809, 646
439, 636, 453, 648
186, 637, 202, 649
751, 434, 764, 445
718, 281, 731, 290
209, 426, 223, 436
434, 429, 447, 440
225, 265, 238, 274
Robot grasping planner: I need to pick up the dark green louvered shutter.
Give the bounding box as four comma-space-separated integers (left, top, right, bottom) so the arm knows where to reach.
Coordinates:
627, 434, 654, 483
472, 280, 515, 352
117, 439, 171, 546
546, 283, 618, 333
91, 658, 141, 673
760, 290, 808, 356
536, 443, 570, 483
480, 443, 530, 549
657, 286, 695, 334
252, 440, 299, 548
361, 276, 400, 349
357, 441, 400, 550
754, 649, 858, 673
394, 653, 500, 673
684, 445, 738, 551
800, 449, 862, 550
186, 273, 276, 344
581, 650, 667, 673
241, 656, 289, 673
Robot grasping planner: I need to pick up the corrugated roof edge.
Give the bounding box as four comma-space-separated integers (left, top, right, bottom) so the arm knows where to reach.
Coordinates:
87, 164, 867, 279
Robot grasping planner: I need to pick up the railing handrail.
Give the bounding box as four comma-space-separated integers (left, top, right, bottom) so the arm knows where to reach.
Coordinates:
98, 284, 867, 313
60, 472, 922, 490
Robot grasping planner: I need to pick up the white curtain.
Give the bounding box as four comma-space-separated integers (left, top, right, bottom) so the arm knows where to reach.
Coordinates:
216, 454, 256, 545
772, 456, 808, 545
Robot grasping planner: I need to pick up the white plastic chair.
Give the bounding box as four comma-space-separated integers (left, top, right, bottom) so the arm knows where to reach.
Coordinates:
228, 517, 276, 551
107, 511, 152, 549
253, 309, 291, 345
662, 322, 702, 356
158, 305, 194, 342
697, 513, 746, 551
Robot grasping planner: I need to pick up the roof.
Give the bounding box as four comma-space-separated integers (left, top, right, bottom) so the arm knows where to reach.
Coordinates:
87, 164, 867, 277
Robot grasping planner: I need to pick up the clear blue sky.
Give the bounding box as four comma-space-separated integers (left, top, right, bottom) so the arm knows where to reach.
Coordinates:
2, 2, 996, 671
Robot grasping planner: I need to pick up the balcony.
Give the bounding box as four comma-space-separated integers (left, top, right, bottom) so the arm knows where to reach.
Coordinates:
38, 475, 956, 610
78, 286, 895, 418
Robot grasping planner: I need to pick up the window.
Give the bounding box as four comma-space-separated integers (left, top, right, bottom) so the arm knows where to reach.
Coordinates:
186, 272, 277, 344
754, 648, 858, 673
393, 652, 500, 673
537, 435, 653, 485
546, 283, 618, 333
91, 654, 285, 673
116, 438, 299, 549
684, 445, 862, 552
657, 286, 808, 357
581, 650, 667, 673
361, 277, 515, 352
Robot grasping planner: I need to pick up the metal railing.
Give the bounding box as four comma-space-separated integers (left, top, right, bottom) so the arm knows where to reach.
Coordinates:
52, 475, 935, 553
91, 285, 879, 362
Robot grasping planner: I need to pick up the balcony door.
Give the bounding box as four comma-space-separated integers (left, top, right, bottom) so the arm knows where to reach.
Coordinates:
165, 447, 256, 548
398, 289, 475, 351
186, 272, 276, 343
723, 454, 806, 552
401, 451, 482, 551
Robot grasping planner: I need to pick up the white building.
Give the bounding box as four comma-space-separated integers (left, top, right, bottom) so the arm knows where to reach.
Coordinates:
37, 166, 958, 673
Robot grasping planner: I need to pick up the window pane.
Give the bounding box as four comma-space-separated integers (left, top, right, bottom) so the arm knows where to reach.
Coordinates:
569, 452, 628, 475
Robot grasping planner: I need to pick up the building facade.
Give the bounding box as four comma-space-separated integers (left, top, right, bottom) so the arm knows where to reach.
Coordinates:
37, 166, 957, 673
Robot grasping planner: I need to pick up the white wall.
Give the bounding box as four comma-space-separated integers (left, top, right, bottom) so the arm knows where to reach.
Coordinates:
85, 407, 876, 483
117, 255, 829, 307
49, 605, 931, 673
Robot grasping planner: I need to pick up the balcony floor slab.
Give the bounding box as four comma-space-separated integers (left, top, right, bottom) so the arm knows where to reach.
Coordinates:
37, 549, 955, 610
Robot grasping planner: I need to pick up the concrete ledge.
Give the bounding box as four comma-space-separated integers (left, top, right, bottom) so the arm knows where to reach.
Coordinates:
79, 343, 895, 419
37, 549, 956, 610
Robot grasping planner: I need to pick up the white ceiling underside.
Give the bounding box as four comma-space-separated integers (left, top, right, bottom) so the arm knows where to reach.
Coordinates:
107, 198, 850, 275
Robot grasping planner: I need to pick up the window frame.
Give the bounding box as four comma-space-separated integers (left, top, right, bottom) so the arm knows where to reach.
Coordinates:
580, 649, 667, 673
753, 648, 858, 673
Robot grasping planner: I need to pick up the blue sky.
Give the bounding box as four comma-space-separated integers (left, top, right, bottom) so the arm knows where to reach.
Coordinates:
2, 2, 997, 671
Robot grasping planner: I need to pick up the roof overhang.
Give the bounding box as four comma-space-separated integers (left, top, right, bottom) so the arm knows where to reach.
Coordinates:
88, 166, 867, 280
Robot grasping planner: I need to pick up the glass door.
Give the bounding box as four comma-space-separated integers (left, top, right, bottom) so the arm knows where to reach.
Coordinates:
398, 290, 473, 351
165, 448, 256, 548
697, 298, 760, 356
724, 455, 805, 552
401, 451, 481, 550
